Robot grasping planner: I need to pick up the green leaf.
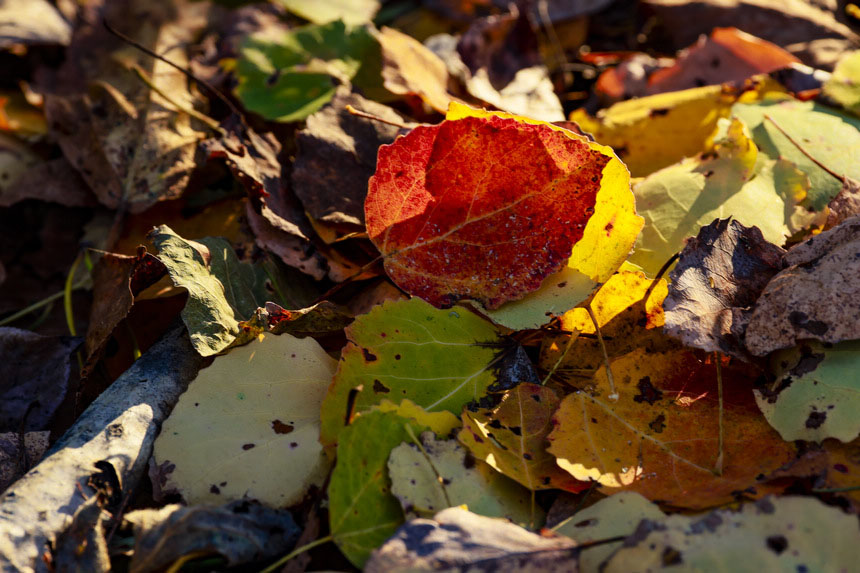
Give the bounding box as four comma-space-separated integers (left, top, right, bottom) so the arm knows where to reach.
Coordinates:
755, 340, 860, 443
388, 431, 541, 528
150, 225, 269, 356
328, 410, 424, 568
554, 492, 664, 573
602, 497, 859, 573
824, 51, 860, 115
629, 117, 812, 275
733, 97, 860, 210
234, 21, 379, 122
152, 333, 337, 506
319, 298, 502, 446
275, 0, 380, 26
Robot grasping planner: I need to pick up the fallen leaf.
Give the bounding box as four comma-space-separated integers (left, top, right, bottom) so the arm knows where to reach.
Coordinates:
374, 399, 462, 436
125, 500, 300, 573
328, 410, 425, 567
554, 492, 665, 573
745, 217, 860, 356
150, 225, 270, 356
815, 438, 860, 511
43, 0, 208, 212
755, 340, 860, 442
733, 97, 860, 210
602, 496, 858, 572
0, 157, 96, 208
540, 270, 672, 387
0, 328, 80, 432
664, 218, 785, 359
366, 110, 608, 309
364, 506, 579, 573
83, 249, 166, 375
646, 28, 800, 95
547, 348, 796, 508
319, 298, 502, 446
292, 88, 404, 226
630, 117, 811, 275
153, 332, 336, 506
571, 85, 734, 176
824, 50, 860, 114
459, 384, 588, 492
275, 0, 380, 25
0, 134, 39, 203
388, 431, 540, 527
234, 21, 378, 122
378, 26, 457, 113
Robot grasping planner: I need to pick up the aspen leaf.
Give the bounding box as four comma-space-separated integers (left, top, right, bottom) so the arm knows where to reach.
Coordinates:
547, 348, 795, 508
153, 333, 337, 507
319, 298, 502, 446
459, 383, 588, 493
603, 497, 859, 573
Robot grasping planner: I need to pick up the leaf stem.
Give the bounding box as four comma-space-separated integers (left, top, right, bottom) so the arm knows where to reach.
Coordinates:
129, 64, 224, 135
259, 534, 333, 573
541, 330, 579, 386
763, 114, 844, 181
586, 304, 617, 401
64, 253, 84, 336
345, 104, 408, 129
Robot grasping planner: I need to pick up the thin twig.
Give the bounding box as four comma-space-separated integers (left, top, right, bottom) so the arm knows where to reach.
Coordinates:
259, 534, 334, 573
345, 104, 408, 129
129, 64, 224, 135
763, 114, 844, 181
586, 304, 617, 401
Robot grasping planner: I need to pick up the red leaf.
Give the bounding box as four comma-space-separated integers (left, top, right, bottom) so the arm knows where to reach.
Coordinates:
366, 114, 608, 309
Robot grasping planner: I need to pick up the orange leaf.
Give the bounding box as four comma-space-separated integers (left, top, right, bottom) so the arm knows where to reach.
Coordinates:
366, 113, 609, 309
547, 349, 795, 508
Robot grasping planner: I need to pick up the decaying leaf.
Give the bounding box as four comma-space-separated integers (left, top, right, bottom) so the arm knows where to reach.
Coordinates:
150, 225, 269, 356
0, 328, 80, 432
602, 496, 859, 572
460, 384, 588, 493
43, 0, 208, 212
125, 500, 300, 573
547, 348, 796, 508
388, 431, 539, 527
153, 333, 336, 506
328, 410, 425, 568
266, 301, 353, 337
0, 431, 49, 492
0, 157, 96, 208
365, 507, 579, 573
292, 88, 404, 226
0, 0, 71, 48
320, 298, 502, 446
366, 110, 607, 309
755, 340, 860, 442
745, 217, 860, 355
664, 218, 785, 359
554, 492, 665, 573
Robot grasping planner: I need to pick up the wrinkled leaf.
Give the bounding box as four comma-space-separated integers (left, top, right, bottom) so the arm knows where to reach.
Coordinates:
150, 225, 269, 356
745, 217, 860, 355
664, 218, 785, 359
603, 497, 858, 573
365, 507, 579, 573
266, 301, 353, 337
755, 340, 860, 442
460, 384, 587, 492
126, 501, 300, 573
388, 431, 540, 527
320, 298, 501, 446
153, 333, 336, 506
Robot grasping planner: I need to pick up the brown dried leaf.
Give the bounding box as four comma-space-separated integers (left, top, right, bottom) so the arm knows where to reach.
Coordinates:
292, 88, 405, 226
746, 217, 860, 356
266, 301, 353, 337
664, 218, 785, 359
0, 158, 97, 208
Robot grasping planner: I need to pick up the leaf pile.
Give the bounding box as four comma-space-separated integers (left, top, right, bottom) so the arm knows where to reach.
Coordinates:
2, 1, 860, 572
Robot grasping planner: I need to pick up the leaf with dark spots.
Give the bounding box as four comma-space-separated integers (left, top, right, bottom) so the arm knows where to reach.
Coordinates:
373, 380, 390, 394
633, 376, 663, 405
489, 344, 540, 392
746, 217, 860, 355
664, 218, 785, 360
266, 301, 353, 338
272, 420, 294, 434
